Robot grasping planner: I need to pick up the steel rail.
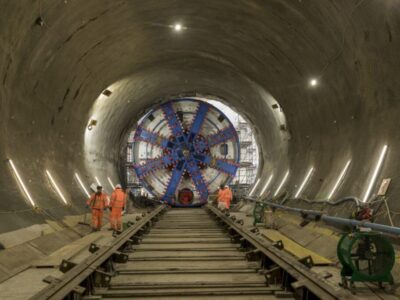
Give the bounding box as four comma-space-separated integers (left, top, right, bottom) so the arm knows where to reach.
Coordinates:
206, 204, 354, 300
30, 205, 166, 300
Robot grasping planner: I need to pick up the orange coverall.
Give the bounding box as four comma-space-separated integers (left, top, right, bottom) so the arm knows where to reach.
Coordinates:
218, 187, 233, 209
109, 188, 127, 231
87, 193, 107, 230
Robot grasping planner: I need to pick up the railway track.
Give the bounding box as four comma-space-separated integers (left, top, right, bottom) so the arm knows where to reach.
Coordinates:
95, 208, 288, 299
31, 205, 352, 299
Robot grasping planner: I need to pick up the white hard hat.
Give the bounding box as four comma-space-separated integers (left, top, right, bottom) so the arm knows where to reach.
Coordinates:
116, 184, 122, 189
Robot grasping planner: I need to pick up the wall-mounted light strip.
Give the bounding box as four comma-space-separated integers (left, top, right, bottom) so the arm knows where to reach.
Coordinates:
362, 145, 388, 203
75, 173, 90, 198
294, 167, 314, 198
328, 160, 351, 200
274, 171, 290, 197
259, 174, 273, 196
46, 170, 68, 204
248, 178, 260, 197
107, 177, 115, 190
95, 176, 102, 186
8, 159, 36, 207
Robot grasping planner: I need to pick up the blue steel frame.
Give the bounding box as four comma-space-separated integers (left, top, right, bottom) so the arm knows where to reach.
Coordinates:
132, 98, 240, 207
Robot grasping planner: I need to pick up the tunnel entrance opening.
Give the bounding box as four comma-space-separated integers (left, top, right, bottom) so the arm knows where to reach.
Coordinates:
125, 97, 260, 206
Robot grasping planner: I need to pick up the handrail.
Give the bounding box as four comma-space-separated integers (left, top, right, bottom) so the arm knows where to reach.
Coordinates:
244, 197, 400, 236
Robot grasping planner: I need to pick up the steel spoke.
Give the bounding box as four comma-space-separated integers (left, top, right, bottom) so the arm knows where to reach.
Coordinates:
134, 126, 174, 149
162, 161, 186, 204
134, 155, 176, 179
207, 126, 237, 147
188, 102, 209, 142
186, 160, 209, 202
201, 155, 239, 177
161, 102, 185, 138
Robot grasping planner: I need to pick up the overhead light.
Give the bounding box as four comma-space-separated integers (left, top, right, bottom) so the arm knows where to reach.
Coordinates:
95, 176, 102, 186
173, 23, 183, 31
248, 178, 261, 197
309, 78, 318, 87
87, 119, 97, 131
362, 145, 388, 202
274, 171, 290, 197
8, 159, 36, 207
294, 167, 314, 198
46, 170, 68, 204
328, 160, 351, 200
75, 173, 90, 198
259, 174, 273, 196
107, 177, 115, 190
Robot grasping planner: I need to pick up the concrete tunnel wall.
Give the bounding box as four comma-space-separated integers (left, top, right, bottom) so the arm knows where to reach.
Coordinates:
0, 0, 400, 234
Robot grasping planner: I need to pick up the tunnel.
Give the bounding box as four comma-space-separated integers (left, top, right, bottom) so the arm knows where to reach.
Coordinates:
1, 1, 400, 299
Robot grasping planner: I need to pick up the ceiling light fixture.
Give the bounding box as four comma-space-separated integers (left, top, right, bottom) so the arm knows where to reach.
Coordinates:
173, 23, 182, 31
362, 145, 388, 202
274, 171, 290, 197
309, 78, 318, 87
259, 174, 273, 196
294, 167, 314, 198
75, 173, 90, 198
95, 176, 102, 186
46, 170, 68, 204
8, 159, 36, 207
107, 177, 115, 190
248, 178, 261, 197
328, 160, 351, 200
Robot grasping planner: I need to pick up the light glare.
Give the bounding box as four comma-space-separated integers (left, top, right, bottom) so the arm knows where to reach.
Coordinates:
328, 160, 351, 200
46, 170, 68, 204
310, 78, 318, 86
274, 171, 290, 197
259, 174, 273, 196
174, 23, 182, 31
362, 145, 388, 202
8, 159, 36, 207
294, 167, 314, 198
248, 178, 261, 197
75, 173, 90, 198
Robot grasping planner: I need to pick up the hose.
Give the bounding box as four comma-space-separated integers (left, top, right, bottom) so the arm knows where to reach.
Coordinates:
262, 200, 400, 236
279, 195, 361, 207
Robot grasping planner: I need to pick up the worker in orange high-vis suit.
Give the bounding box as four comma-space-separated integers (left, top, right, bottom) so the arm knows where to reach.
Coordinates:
86, 185, 107, 232
217, 184, 233, 210
109, 184, 127, 232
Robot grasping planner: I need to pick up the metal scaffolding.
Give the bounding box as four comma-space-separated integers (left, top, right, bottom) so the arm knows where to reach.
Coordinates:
233, 116, 258, 195
126, 131, 142, 196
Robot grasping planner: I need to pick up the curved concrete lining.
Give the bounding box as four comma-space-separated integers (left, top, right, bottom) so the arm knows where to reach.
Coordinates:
1, 0, 399, 232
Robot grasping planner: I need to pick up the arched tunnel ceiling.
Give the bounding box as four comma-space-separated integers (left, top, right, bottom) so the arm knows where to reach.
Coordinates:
84, 60, 287, 180
0, 0, 400, 232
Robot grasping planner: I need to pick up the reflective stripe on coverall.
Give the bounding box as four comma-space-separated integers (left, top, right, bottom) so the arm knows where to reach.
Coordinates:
110, 188, 127, 231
